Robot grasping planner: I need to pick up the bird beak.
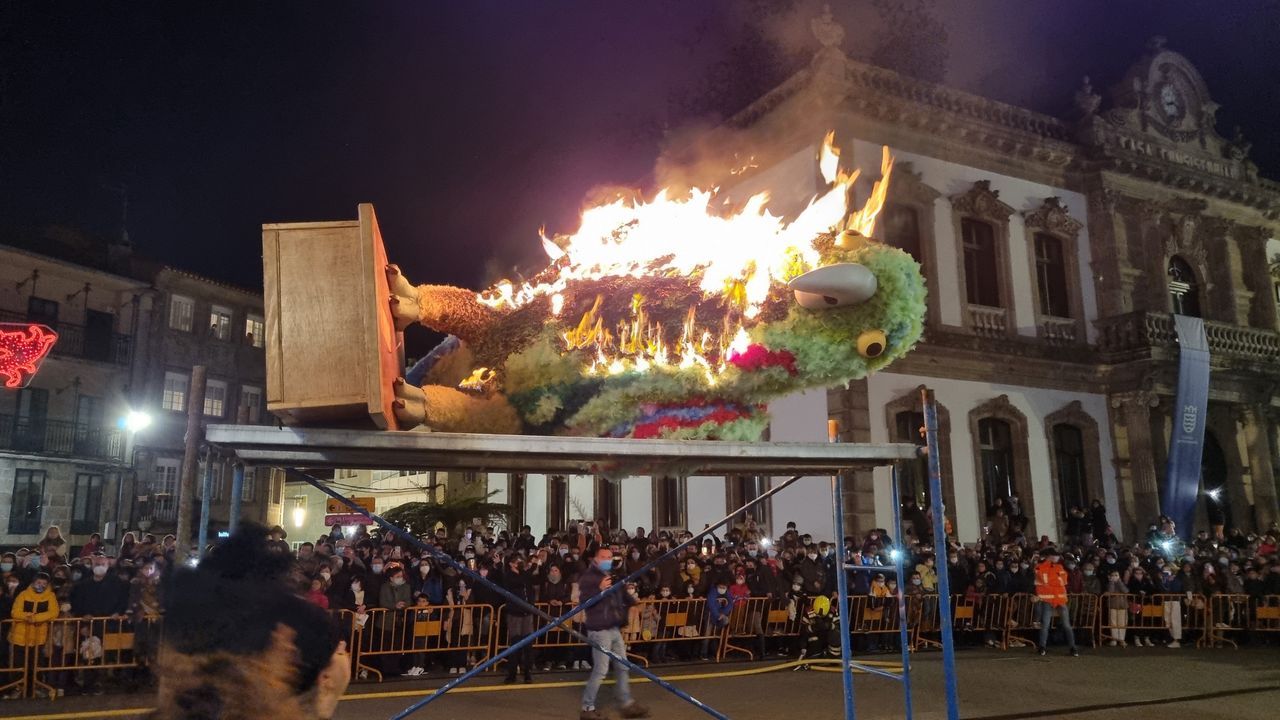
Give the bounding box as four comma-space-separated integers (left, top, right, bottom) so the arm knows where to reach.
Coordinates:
788, 263, 878, 309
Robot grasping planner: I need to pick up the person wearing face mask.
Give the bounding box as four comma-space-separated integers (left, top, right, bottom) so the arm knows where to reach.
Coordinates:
8, 572, 59, 697
499, 554, 536, 684
376, 566, 413, 677
70, 554, 130, 620
1033, 548, 1078, 657
1081, 562, 1101, 595
577, 546, 649, 720
124, 559, 165, 690
796, 547, 825, 595
537, 565, 572, 670
414, 559, 444, 605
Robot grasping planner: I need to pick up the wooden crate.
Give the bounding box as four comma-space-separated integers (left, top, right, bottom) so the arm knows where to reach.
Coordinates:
262, 203, 402, 429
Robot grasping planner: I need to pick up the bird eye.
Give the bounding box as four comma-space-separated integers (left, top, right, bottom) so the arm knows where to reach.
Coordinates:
857, 329, 887, 358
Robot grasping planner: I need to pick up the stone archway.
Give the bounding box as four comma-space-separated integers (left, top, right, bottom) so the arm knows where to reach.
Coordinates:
1044, 400, 1107, 526
883, 386, 956, 526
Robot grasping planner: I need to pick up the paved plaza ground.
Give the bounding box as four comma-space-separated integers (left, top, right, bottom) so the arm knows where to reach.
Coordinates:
2, 647, 1277, 719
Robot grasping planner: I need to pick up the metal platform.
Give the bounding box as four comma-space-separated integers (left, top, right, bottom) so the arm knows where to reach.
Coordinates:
203, 424, 918, 474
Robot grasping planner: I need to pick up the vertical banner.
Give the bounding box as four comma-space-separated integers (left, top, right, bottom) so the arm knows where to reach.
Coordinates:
1162, 315, 1210, 538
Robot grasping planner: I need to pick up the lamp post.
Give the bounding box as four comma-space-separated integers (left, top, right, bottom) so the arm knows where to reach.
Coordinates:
115, 410, 152, 545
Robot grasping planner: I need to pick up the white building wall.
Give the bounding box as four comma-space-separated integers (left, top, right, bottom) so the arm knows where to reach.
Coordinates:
621, 476, 652, 535
845, 138, 1099, 344
525, 473, 547, 537
866, 371, 1118, 544
768, 388, 836, 541
686, 477, 726, 536
487, 473, 507, 504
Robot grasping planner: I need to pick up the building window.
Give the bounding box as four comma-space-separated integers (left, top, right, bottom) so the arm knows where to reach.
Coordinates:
653, 476, 687, 530
977, 418, 1015, 516
894, 410, 931, 508
884, 204, 922, 262
1052, 424, 1088, 518
209, 305, 233, 341
547, 475, 569, 532
1034, 233, 1070, 318
201, 462, 225, 502
169, 295, 194, 332
961, 218, 1001, 307
1167, 255, 1202, 317
152, 458, 179, 521
240, 385, 262, 423
595, 476, 621, 531
726, 475, 769, 527
245, 315, 265, 348
241, 467, 257, 503
13, 387, 49, 453
162, 371, 189, 412
8, 469, 46, 535
71, 473, 104, 535
27, 297, 59, 326
204, 379, 227, 417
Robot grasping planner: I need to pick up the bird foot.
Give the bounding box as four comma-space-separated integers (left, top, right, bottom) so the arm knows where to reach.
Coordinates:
387, 264, 422, 331
391, 377, 427, 428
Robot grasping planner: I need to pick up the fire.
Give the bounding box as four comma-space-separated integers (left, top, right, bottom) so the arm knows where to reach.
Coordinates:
480, 133, 893, 379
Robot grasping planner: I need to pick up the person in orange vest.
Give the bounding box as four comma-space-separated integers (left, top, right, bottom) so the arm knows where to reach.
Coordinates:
1034, 548, 1079, 657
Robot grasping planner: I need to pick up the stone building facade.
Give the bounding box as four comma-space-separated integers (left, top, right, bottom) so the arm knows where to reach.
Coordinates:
487, 27, 1280, 544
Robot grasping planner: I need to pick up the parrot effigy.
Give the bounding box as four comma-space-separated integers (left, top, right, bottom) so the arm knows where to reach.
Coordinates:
387, 136, 926, 441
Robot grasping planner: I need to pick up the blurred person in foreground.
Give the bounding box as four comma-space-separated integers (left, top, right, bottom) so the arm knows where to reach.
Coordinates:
578, 545, 650, 720
146, 524, 351, 720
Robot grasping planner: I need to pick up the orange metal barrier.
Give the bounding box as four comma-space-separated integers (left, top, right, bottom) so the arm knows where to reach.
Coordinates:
1068, 593, 1100, 648
353, 604, 495, 681
719, 597, 786, 661
1255, 595, 1280, 633
1097, 593, 1207, 647
32, 616, 162, 698
1203, 594, 1249, 648
0, 618, 32, 699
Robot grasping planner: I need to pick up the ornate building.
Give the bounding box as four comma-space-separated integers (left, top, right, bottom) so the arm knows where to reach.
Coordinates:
455, 21, 1280, 545
701, 20, 1280, 543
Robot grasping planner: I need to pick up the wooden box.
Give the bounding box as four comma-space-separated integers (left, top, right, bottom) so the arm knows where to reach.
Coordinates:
262, 203, 402, 429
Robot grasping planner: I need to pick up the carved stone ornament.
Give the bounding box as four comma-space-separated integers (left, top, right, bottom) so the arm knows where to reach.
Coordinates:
811, 4, 845, 50
1073, 76, 1101, 119
1023, 197, 1083, 238
1270, 254, 1280, 282
1163, 234, 1207, 268
888, 162, 941, 207
1110, 389, 1160, 411
950, 180, 1015, 222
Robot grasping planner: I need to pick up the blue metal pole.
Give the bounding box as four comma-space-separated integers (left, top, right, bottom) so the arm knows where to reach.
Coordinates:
890, 465, 914, 720
197, 454, 213, 557
921, 388, 959, 720
228, 463, 245, 535
286, 468, 804, 720
829, 421, 856, 720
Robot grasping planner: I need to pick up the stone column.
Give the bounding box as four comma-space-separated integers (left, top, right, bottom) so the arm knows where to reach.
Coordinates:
1111, 390, 1162, 538
1086, 188, 1138, 316
1242, 404, 1279, 530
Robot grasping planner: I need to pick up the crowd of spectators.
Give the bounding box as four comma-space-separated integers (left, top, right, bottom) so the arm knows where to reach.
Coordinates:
3, 501, 1280, 696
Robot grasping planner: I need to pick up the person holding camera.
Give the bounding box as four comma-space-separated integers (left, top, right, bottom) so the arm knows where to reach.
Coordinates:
577, 546, 649, 720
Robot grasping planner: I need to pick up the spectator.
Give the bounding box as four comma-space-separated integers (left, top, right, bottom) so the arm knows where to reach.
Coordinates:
305, 576, 330, 609
70, 555, 129, 618
1105, 568, 1129, 647
78, 533, 105, 559
267, 525, 291, 554
499, 554, 536, 684
7, 572, 58, 698
37, 526, 66, 562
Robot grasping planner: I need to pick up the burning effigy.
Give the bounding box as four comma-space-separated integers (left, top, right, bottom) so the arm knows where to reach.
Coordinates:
386, 134, 926, 440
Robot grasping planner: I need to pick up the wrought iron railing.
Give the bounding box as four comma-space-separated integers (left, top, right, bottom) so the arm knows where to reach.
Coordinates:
1096, 311, 1280, 362
0, 310, 133, 365
0, 414, 125, 461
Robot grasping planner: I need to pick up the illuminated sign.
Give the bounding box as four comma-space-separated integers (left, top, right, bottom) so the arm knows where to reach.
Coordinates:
0, 324, 58, 389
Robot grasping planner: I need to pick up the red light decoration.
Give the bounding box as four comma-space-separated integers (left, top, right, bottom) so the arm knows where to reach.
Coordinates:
0, 324, 58, 389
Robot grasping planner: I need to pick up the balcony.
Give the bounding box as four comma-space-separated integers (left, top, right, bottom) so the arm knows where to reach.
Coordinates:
1096, 311, 1280, 364
967, 305, 1008, 338
0, 415, 126, 461
0, 310, 133, 366
1041, 316, 1079, 346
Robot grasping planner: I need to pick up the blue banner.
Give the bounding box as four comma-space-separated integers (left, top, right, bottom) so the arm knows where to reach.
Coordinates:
1162, 315, 1210, 538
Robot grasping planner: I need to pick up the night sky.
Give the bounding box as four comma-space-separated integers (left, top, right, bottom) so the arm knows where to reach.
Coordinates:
3, 1, 1279, 303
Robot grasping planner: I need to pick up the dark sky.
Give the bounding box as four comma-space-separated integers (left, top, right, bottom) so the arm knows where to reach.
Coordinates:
3, 1, 1279, 300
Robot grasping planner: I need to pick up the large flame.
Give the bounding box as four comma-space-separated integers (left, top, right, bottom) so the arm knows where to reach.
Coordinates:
476, 134, 893, 381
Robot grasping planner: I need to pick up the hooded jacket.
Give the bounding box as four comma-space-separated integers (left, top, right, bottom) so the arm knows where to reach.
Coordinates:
9, 585, 59, 646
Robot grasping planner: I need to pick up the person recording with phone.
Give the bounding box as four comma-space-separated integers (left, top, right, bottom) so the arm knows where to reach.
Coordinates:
577, 546, 649, 720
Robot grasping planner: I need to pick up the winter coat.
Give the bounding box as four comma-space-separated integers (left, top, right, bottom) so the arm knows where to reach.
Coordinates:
9, 586, 59, 646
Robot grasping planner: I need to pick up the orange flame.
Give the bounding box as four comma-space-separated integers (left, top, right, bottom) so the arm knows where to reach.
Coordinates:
482, 134, 893, 378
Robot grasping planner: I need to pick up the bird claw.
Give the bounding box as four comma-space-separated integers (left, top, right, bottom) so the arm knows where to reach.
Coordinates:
386, 265, 422, 331
391, 377, 427, 427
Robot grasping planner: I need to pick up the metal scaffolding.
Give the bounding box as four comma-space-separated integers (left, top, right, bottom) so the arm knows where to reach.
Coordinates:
205, 386, 959, 720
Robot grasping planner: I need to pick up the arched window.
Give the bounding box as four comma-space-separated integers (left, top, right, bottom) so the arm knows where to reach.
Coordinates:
977, 418, 1015, 514
1052, 424, 1088, 518
962, 219, 1001, 307
1167, 255, 1202, 317
884, 204, 922, 263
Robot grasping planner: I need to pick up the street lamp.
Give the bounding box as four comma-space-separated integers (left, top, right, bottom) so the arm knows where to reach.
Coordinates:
114, 409, 153, 544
